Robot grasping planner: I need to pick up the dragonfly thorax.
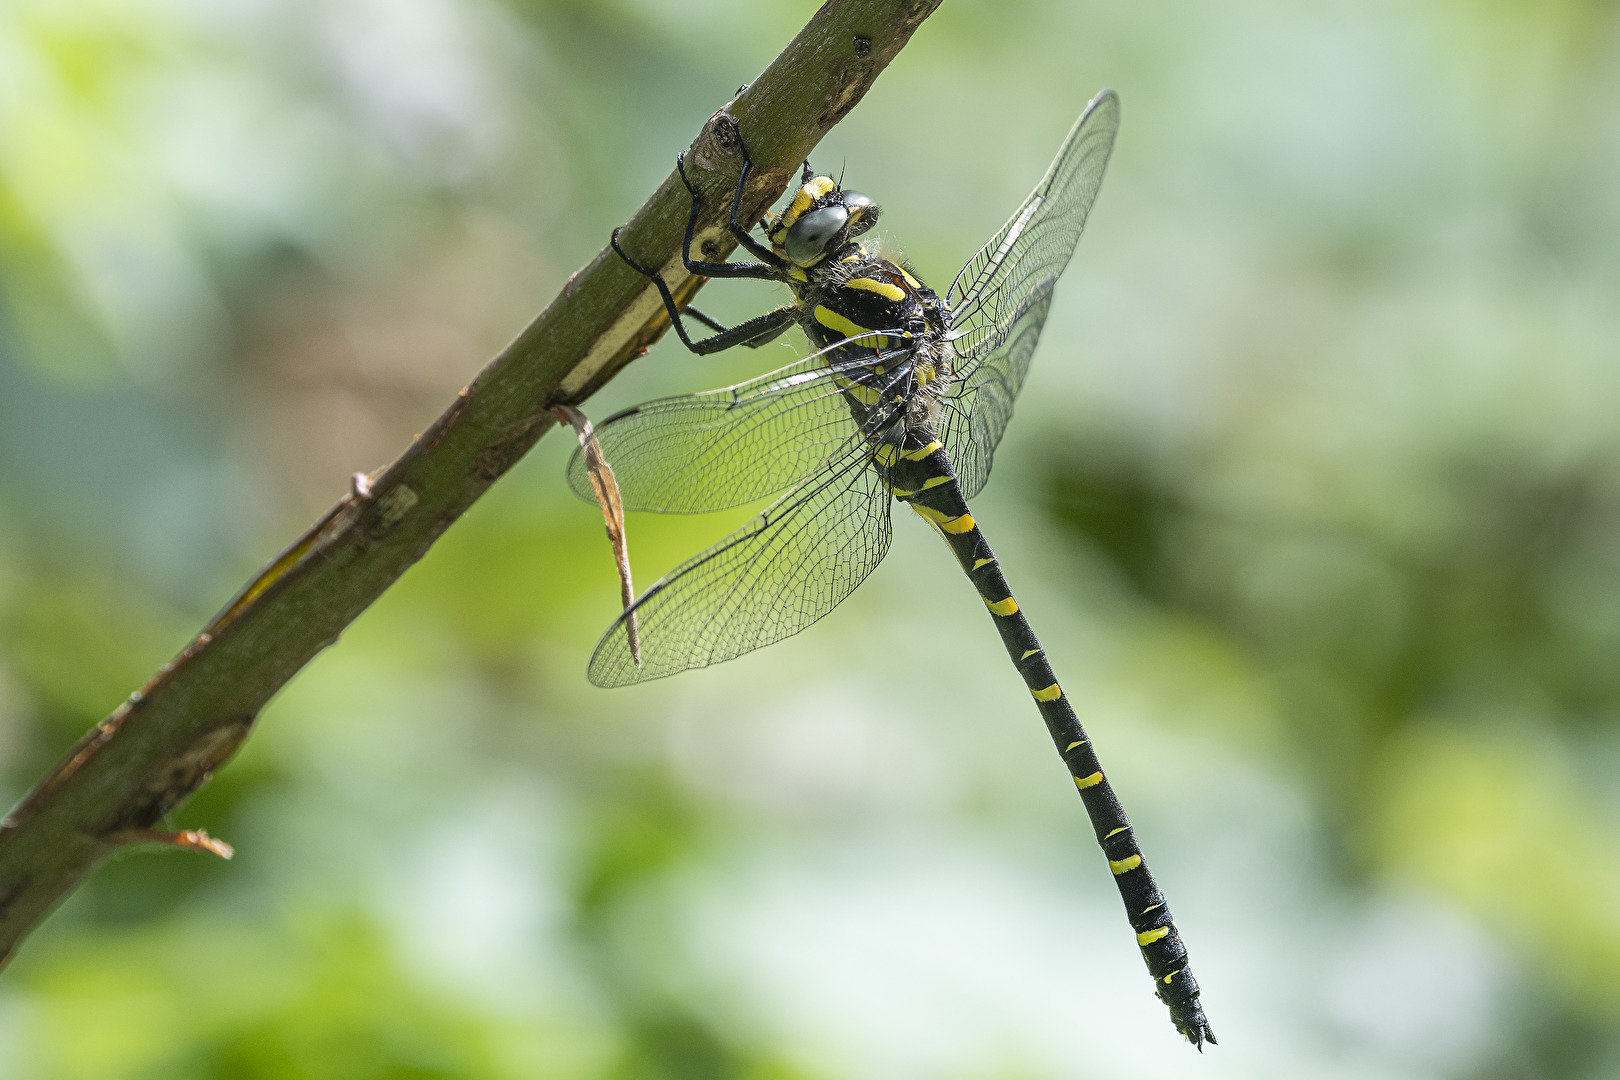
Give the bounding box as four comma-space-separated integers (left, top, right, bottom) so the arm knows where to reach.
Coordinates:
798, 249, 949, 359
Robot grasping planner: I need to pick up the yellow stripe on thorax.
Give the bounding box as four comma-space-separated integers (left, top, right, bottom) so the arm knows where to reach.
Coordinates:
814, 306, 869, 341
901, 440, 941, 461
845, 276, 906, 302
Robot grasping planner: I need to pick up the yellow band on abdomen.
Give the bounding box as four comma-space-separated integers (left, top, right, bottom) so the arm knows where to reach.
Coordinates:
911, 504, 976, 534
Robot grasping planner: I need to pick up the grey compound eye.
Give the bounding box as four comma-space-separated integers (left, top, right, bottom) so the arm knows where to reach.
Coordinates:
841, 190, 875, 215
841, 189, 878, 236
785, 204, 849, 265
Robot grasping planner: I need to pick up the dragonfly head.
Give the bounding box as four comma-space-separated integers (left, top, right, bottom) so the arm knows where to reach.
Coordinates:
771, 177, 881, 267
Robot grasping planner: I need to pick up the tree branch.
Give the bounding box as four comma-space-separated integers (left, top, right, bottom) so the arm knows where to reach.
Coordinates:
0, 0, 943, 968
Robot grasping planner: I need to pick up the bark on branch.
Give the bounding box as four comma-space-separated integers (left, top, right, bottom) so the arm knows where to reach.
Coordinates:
0, 0, 943, 968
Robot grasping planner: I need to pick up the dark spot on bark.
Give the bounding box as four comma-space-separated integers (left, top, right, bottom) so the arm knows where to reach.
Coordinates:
853, 35, 872, 57
712, 115, 739, 151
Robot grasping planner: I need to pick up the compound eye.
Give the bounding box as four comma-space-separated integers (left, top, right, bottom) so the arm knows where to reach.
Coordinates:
841, 190, 875, 214
784, 205, 848, 265
840, 190, 877, 236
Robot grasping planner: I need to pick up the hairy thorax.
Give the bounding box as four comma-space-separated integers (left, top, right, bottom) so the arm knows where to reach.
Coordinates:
792, 243, 955, 439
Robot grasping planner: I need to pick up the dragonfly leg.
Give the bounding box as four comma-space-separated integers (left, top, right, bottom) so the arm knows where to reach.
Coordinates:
611, 229, 795, 355
674, 148, 783, 278
718, 120, 792, 267
681, 306, 728, 334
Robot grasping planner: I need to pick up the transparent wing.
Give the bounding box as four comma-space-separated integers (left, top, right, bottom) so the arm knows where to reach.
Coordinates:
937, 287, 1053, 499
567, 344, 907, 514
946, 88, 1119, 383
588, 441, 893, 687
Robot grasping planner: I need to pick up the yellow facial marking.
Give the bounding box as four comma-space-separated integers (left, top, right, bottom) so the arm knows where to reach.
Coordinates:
788, 265, 808, 282
1137, 927, 1170, 947
846, 276, 906, 302
985, 596, 1018, 617
1020, 648, 1040, 659
1032, 683, 1061, 701
778, 177, 837, 235
901, 440, 942, 460
1075, 771, 1103, 789
1109, 855, 1142, 875
814, 306, 868, 340
973, 558, 996, 570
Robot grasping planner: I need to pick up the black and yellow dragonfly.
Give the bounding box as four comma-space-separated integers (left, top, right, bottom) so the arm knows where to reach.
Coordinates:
569, 89, 1214, 1048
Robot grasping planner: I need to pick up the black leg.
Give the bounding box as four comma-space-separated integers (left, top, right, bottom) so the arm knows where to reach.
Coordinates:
681, 306, 795, 349
611, 229, 796, 356
682, 306, 727, 334
708, 306, 799, 351
731, 308, 798, 348
721, 124, 791, 266
673, 153, 782, 279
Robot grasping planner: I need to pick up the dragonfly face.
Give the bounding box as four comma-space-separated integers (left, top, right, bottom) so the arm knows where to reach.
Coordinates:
767, 176, 879, 267
587, 91, 1217, 1050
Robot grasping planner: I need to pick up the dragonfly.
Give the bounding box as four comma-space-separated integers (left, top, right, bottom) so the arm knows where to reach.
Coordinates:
569, 89, 1214, 1048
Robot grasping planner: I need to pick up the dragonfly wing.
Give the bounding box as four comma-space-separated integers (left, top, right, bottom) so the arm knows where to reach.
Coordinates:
946, 88, 1118, 384
587, 442, 893, 687
938, 286, 1053, 500
566, 352, 905, 514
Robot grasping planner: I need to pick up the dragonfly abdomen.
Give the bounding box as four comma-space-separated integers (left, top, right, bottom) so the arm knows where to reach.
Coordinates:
888, 441, 1216, 1049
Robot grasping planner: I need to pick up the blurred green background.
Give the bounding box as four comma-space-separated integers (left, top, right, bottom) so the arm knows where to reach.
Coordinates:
3, 0, 1619, 1076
